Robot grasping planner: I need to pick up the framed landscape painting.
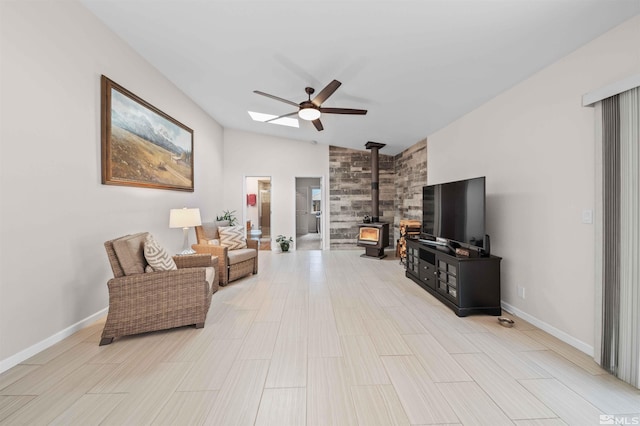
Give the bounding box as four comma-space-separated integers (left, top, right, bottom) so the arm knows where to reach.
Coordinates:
101, 75, 194, 191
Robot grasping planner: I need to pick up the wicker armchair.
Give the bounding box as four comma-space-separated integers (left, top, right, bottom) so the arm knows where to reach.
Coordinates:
100, 233, 218, 345
192, 223, 258, 286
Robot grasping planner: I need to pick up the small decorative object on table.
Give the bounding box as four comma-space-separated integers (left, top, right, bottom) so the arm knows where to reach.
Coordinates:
276, 235, 293, 252
363, 215, 371, 223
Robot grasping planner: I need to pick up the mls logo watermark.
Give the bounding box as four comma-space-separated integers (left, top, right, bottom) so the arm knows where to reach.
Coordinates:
600, 414, 640, 425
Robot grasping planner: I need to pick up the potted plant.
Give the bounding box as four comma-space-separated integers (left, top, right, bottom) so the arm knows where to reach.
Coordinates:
216, 210, 238, 225
275, 235, 293, 252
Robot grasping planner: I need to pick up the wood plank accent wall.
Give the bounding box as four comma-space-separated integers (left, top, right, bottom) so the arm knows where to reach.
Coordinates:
393, 139, 427, 243
328, 140, 427, 250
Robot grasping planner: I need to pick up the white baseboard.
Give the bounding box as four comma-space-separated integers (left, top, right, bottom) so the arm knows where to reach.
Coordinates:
0, 308, 108, 374
501, 301, 594, 357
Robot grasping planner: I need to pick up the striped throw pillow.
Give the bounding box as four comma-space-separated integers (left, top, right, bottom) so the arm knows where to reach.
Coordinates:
218, 226, 247, 250
143, 234, 177, 272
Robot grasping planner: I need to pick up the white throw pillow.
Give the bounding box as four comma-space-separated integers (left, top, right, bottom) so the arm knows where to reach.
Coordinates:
143, 234, 177, 271
218, 226, 247, 250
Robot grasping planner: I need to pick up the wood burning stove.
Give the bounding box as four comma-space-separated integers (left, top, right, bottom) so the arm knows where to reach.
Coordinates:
357, 222, 390, 258
357, 141, 390, 259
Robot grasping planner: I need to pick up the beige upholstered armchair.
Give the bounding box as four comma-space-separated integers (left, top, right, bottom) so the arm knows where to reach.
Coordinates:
192, 222, 258, 286
101, 232, 218, 345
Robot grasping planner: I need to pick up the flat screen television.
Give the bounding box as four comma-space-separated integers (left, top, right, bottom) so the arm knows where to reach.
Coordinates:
422, 176, 485, 250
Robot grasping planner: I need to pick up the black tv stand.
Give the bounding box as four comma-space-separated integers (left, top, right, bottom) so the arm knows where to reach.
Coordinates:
405, 239, 501, 317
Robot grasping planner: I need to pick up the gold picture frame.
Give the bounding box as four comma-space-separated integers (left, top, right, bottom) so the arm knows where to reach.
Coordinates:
101, 75, 194, 191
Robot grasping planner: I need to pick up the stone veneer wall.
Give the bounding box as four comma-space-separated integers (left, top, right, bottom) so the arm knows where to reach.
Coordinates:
393, 139, 428, 242
329, 146, 395, 249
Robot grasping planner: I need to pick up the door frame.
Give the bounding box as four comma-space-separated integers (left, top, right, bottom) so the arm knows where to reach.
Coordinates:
244, 175, 271, 247
294, 176, 324, 250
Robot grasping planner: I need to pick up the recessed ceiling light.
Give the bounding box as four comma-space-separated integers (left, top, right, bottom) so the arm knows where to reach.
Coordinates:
248, 111, 299, 128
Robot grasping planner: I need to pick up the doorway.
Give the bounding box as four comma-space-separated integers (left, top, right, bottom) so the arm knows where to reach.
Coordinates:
295, 177, 322, 250
245, 176, 271, 250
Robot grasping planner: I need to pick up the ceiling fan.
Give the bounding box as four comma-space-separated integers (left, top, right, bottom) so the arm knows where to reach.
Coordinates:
253, 79, 367, 131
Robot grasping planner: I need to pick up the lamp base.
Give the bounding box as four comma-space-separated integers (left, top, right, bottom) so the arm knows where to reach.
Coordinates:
179, 227, 194, 255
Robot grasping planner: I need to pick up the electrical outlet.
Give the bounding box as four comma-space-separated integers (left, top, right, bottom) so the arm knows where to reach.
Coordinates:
517, 286, 526, 299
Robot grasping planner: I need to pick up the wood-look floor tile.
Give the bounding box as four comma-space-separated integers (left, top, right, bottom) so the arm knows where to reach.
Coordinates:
351, 385, 410, 426
255, 297, 286, 322
22, 321, 104, 365
486, 326, 548, 352
341, 335, 390, 385
308, 319, 342, 358
255, 387, 306, 426
409, 311, 480, 354
307, 357, 358, 426
151, 390, 218, 425
265, 335, 307, 388
0, 343, 102, 396
238, 322, 279, 359
436, 381, 515, 425
383, 306, 429, 334
334, 307, 367, 336
513, 419, 568, 426
88, 337, 171, 394
524, 350, 640, 414
48, 393, 126, 426
382, 355, 459, 424
453, 353, 555, 420
0, 395, 35, 423
364, 319, 412, 356
403, 334, 472, 382
464, 332, 551, 380
0, 365, 39, 392
284, 287, 309, 311
279, 307, 308, 338
519, 378, 604, 425
309, 299, 336, 322
211, 308, 257, 340
1, 363, 117, 425
3, 251, 639, 426
522, 329, 606, 375
356, 295, 392, 321
204, 359, 269, 425
370, 288, 404, 307
158, 326, 217, 363
177, 338, 243, 391
100, 362, 192, 425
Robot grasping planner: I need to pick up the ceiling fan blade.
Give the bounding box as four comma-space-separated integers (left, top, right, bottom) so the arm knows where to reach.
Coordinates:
264, 111, 298, 123
320, 107, 367, 115
311, 80, 341, 106
253, 90, 300, 108
312, 119, 324, 131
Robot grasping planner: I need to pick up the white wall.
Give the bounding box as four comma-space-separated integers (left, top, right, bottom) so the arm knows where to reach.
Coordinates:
0, 1, 224, 369
223, 130, 330, 249
427, 16, 640, 353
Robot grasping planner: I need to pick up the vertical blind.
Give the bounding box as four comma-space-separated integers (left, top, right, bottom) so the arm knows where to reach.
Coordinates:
601, 87, 640, 388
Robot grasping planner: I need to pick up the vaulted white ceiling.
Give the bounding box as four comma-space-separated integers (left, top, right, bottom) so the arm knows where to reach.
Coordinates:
82, 0, 639, 155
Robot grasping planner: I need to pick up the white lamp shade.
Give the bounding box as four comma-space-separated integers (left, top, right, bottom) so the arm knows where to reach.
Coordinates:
169, 208, 202, 228
298, 107, 321, 121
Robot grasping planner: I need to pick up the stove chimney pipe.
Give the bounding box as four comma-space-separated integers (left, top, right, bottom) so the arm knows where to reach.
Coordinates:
365, 141, 386, 222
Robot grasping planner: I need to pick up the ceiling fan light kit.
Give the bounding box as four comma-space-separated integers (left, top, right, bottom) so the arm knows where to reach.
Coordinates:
298, 106, 321, 121
254, 79, 367, 131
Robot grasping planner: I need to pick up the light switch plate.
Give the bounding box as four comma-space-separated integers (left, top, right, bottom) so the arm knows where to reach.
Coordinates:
582, 209, 593, 224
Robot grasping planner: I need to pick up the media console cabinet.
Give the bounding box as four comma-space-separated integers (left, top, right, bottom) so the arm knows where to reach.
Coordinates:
405, 239, 502, 316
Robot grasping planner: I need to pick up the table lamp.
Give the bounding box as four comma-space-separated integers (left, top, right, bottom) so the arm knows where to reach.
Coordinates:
169, 207, 202, 254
